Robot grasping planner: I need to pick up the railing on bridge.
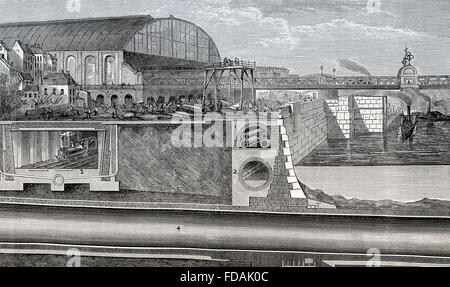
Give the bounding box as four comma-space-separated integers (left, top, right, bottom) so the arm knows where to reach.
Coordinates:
143, 77, 205, 86
143, 75, 402, 89
244, 76, 401, 89
418, 75, 450, 87
327, 76, 400, 86
142, 72, 450, 89
207, 59, 257, 70
79, 84, 137, 90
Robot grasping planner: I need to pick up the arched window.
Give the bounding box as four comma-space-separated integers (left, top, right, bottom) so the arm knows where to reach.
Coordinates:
124, 94, 133, 108
104, 56, 116, 85
168, 96, 177, 104
96, 95, 105, 106
111, 95, 119, 108
85, 56, 96, 85
66, 56, 76, 78
157, 96, 165, 105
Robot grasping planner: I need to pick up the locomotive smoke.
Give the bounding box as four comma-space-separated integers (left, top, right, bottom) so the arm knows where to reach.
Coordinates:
337, 59, 371, 76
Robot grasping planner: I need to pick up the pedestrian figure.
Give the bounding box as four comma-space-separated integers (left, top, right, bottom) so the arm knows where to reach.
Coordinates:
94, 107, 98, 116
70, 105, 76, 117
86, 108, 91, 119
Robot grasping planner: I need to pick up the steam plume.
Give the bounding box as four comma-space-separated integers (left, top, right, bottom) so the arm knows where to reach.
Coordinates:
337, 59, 371, 76
384, 91, 413, 106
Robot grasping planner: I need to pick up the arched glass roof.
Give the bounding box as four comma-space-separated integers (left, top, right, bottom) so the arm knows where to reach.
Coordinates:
0, 15, 221, 63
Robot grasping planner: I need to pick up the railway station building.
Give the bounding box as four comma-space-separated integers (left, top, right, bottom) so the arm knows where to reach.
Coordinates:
0, 15, 222, 107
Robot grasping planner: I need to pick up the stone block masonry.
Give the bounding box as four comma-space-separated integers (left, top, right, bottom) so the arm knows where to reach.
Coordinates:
248, 139, 308, 210
249, 119, 308, 210
325, 97, 351, 139
249, 110, 335, 210
326, 95, 386, 138
352, 96, 386, 134
280, 100, 328, 165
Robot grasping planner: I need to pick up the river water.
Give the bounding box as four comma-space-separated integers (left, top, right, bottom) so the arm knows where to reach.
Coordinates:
299, 121, 450, 166
296, 120, 450, 202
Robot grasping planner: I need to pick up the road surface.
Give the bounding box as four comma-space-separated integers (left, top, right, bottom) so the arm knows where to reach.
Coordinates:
0, 204, 449, 257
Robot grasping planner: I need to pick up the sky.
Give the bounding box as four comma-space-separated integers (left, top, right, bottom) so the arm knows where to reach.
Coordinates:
1, 0, 450, 76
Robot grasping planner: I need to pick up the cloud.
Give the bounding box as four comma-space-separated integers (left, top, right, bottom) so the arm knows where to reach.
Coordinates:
191, 1, 434, 57
195, 1, 432, 42
258, 35, 299, 50
219, 0, 366, 15
363, 0, 398, 17
292, 19, 434, 40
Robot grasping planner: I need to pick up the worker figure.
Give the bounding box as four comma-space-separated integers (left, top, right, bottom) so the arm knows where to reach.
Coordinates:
93, 107, 98, 117
217, 100, 223, 114
47, 108, 53, 119
223, 57, 228, 67
112, 108, 118, 119
143, 104, 150, 114
40, 108, 46, 119
86, 108, 91, 119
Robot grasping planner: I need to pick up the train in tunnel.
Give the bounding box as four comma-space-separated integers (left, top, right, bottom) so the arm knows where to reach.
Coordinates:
56, 132, 97, 161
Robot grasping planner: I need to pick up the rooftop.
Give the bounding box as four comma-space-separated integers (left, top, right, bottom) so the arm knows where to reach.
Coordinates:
20, 72, 33, 81
16, 41, 34, 55
22, 84, 39, 92
43, 72, 76, 85
0, 15, 154, 52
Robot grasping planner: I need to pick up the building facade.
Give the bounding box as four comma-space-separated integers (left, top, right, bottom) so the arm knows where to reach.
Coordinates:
31, 46, 56, 84
0, 15, 221, 107
255, 66, 290, 78
9, 41, 35, 78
